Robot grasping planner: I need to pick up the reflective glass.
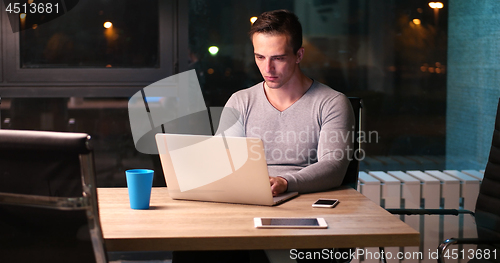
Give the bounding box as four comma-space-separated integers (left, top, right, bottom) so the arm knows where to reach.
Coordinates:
187, 0, 448, 172
19, 0, 159, 68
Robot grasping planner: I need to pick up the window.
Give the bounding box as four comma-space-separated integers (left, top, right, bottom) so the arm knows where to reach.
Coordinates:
1, 0, 174, 97
183, 0, 448, 172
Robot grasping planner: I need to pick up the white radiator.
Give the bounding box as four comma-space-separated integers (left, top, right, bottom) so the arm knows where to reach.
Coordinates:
356, 170, 483, 263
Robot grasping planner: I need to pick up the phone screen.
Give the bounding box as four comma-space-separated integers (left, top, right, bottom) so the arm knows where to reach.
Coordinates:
314, 199, 338, 205
261, 218, 319, 226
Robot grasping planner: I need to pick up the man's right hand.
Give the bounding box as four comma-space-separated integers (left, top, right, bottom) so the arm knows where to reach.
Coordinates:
269, 176, 288, 196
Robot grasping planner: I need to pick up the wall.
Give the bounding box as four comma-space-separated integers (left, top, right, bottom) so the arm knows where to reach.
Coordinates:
447, 0, 500, 169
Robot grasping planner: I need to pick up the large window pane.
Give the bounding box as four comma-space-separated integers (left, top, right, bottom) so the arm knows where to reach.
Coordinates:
0, 97, 163, 187
186, 0, 448, 171
19, 0, 159, 68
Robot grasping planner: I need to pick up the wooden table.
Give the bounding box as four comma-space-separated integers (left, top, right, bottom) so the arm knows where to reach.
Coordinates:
98, 187, 419, 251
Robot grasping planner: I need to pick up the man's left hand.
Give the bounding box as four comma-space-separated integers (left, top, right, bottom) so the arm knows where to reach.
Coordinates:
269, 176, 288, 196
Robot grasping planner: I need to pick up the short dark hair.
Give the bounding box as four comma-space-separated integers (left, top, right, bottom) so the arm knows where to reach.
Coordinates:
249, 9, 303, 54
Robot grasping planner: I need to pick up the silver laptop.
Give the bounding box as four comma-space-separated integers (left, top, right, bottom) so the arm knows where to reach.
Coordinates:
155, 133, 298, 206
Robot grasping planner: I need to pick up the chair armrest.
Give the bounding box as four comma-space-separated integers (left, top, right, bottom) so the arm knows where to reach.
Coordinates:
437, 238, 500, 263
0, 192, 88, 210
0, 129, 91, 153
386, 208, 474, 216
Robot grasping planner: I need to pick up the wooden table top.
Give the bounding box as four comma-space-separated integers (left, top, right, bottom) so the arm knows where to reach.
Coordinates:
98, 187, 419, 251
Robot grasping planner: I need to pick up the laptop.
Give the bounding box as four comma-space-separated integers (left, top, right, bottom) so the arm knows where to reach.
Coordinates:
155, 133, 298, 206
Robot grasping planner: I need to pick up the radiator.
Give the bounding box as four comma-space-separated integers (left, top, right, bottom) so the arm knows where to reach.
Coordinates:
355, 170, 483, 263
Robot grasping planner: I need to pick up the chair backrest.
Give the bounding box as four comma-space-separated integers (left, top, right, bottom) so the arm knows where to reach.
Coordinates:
0, 129, 107, 263
341, 97, 362, 190
475, 98, 500, 240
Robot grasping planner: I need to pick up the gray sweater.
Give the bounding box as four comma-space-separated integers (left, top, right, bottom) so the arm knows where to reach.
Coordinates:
216, 81, 355, 193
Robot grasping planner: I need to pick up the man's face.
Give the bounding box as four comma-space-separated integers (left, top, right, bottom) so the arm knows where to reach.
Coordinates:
252, 33, 303, 90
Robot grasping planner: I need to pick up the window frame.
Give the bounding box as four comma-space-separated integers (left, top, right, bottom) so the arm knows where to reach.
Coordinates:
0, 0, 174, 97
0, 5, 3, 83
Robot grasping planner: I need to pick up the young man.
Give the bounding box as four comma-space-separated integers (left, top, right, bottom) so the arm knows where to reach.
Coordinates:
218, 9, 355, 196
174, 10, 355, 263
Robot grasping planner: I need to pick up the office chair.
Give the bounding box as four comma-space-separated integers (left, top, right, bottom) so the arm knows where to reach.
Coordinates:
0, 129, 108, 263
342, 97, 362, 190
385, 98, 500, 263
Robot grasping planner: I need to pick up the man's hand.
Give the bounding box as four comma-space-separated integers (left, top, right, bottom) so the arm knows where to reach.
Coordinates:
269, 176, 288, 196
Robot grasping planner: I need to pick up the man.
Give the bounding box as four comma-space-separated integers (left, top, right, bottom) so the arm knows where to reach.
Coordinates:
175, 10, 355, 263
218, 9, 355, 197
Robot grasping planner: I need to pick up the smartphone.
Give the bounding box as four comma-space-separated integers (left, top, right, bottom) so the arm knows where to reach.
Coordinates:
254, 217, 328, 229
312, 198, 339, 208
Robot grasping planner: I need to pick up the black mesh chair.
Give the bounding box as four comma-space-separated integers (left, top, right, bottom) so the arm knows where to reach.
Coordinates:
342, 97, 362, 190
0, 129, 107, 263
386, 98, 500, 263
